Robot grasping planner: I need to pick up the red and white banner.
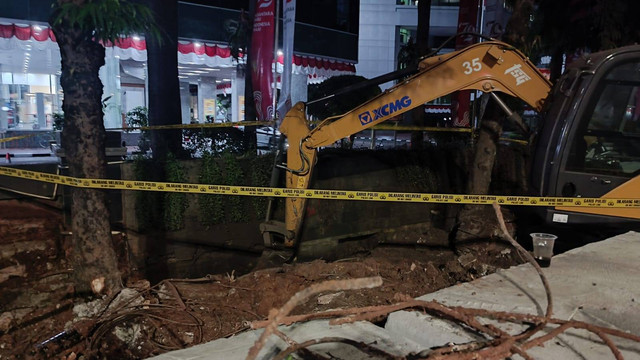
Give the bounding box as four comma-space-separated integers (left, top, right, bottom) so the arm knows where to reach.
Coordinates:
455, 0, 480, 49
0, 23, 356, 83
276, 0, 296, 120
250, 0, 276, 121
453, 0, 480, 127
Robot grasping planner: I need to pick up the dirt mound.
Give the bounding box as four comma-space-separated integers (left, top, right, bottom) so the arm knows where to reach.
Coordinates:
0, 200, 522, 359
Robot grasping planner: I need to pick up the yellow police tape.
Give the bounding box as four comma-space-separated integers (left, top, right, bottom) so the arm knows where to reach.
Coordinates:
108, 121, 472, 133
370, 124, 472, 132
1, 122, 473, 145
107, 120, 276, 131
0, 134, 38, 144
1, 166, 639, 208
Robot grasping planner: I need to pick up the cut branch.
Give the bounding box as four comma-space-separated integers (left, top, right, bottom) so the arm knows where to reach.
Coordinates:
245, 276, 383, 360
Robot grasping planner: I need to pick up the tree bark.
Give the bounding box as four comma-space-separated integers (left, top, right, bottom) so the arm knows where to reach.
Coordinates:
51, 3, 121, 295
243, 3, 257, 149
455, 100, 507, 242
410, 0, 431, 150
467, 118, 501, 195
455, 0, 532, 242
141, 0, 183, 160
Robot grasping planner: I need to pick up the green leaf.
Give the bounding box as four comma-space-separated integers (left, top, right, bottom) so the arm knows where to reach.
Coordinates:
51, 0, 162, 45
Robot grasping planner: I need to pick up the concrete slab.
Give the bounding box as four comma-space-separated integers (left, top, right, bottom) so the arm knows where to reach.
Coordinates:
150, 231, 640, 359
150, 320, 424, 360
386, 231, 640, 359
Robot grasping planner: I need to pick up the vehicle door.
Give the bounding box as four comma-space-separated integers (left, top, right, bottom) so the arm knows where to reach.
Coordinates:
555, 56, 640, 199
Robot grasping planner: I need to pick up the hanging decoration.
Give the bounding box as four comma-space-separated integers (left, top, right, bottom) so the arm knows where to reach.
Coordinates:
0, 23, 355, 80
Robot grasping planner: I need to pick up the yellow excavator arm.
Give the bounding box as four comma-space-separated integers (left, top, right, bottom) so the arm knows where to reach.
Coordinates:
265, 40, 553, 247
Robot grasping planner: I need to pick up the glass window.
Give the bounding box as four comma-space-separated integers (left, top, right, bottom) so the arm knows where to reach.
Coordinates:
296, 0, 359, 34
566, 61, 640, 177
397, 0, 460, 6
433, 0, 460, 5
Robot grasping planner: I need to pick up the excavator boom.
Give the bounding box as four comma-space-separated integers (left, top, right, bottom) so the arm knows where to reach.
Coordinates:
263, 40, 553, 247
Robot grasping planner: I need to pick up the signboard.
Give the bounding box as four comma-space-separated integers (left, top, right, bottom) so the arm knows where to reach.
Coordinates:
250, 0, 276, 121
203, 99, 216, 117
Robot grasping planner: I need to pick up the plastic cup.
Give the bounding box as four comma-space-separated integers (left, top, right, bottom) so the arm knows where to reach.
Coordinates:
530, 233, 557, 267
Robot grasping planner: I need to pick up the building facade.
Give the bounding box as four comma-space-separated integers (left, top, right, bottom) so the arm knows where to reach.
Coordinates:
356, 0, 513, 132
0, 0, 516, 147
0, 0, 359, 139
357, 0, 459, 90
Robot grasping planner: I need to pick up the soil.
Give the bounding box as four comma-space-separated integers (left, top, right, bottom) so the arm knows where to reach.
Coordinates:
0, 199, 523, 359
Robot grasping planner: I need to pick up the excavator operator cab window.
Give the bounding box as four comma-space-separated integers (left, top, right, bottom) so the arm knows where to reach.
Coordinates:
566, 60, 640, 177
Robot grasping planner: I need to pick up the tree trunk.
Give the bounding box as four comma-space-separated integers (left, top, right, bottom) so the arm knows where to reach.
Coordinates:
467, 118, 501, 195
142, 0, 183, 160
503, 0, 535, 52
243, 2, 257, 149
410, 0, 431, 150
52, 14, 121, 295
549, 47, 564, 83
454, 1, 534, 242
455, 98, 517, 242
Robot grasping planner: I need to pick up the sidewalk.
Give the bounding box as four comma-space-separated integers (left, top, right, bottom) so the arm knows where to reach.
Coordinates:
0, 148, 55, 165
151, 231, 640, 360
0, 148, 53, 157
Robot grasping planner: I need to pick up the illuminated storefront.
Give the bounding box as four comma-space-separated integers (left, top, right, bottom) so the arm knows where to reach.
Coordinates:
0, 23, 61, 131
0, 21, 356, 135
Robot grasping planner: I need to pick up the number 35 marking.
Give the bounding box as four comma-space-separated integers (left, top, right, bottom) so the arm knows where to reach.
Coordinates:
462, 58, 482, 74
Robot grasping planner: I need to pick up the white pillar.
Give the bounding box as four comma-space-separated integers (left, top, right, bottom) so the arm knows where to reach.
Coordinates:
99, 47, 122, 129
291, 73, 308, 104
36, 93, 45, 128
144, 63, 149, 109
198, 79, 216, 123
179, 82, 191, 124
235, 72, 245, 122
231, 70, 240, 123
0, 68, 7, 130
52, 75, 62, 114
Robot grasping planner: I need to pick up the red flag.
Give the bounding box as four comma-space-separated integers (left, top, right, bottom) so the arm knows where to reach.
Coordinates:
251, 0, 276, 121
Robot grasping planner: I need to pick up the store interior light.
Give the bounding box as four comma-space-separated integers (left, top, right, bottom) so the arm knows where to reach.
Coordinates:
32, 25, 42, 31
194, 42, 202, 47
132, 35, 141, 41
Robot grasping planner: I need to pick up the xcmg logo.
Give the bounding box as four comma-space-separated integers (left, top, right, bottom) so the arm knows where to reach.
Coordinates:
358, 96, 412, 126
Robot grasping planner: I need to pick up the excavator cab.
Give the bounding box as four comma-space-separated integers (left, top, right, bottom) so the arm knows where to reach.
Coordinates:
531, 45, 640, 227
